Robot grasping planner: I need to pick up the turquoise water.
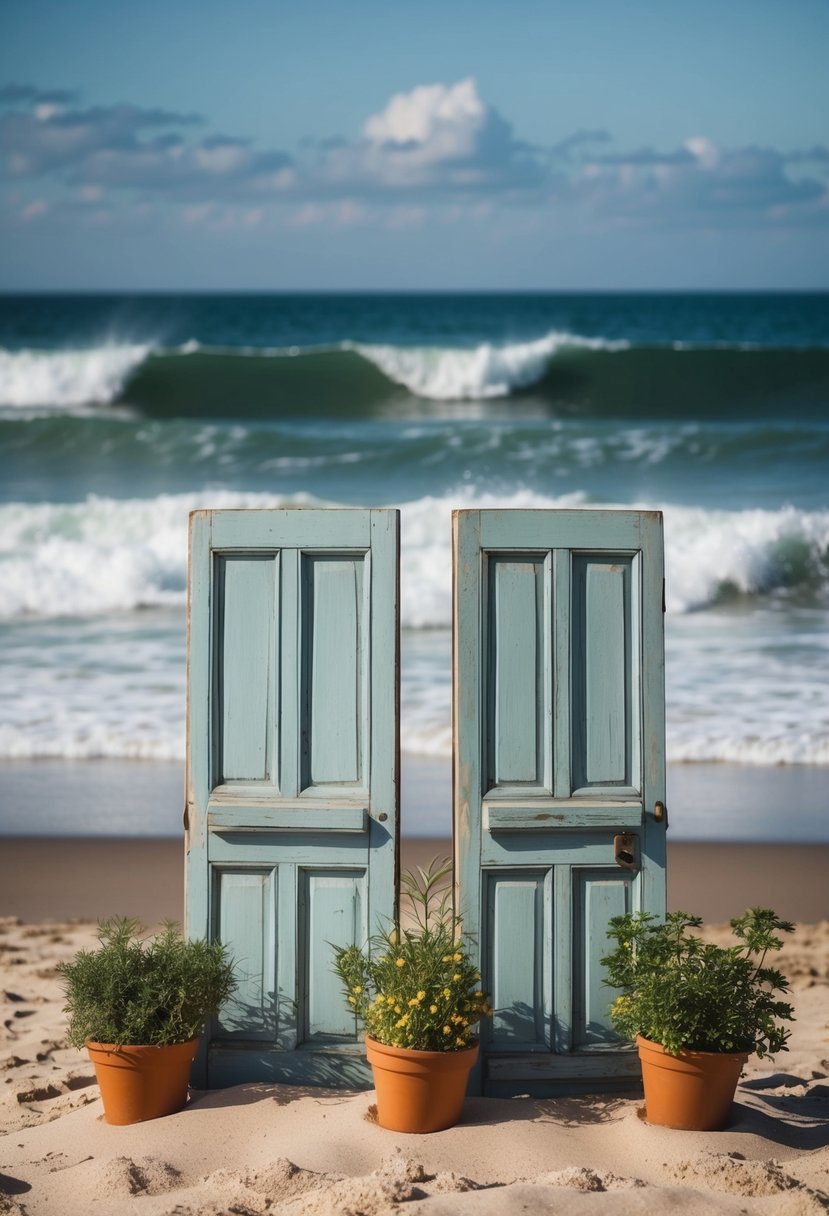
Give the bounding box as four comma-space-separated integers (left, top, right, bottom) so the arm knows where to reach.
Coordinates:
0, 292, 827, 836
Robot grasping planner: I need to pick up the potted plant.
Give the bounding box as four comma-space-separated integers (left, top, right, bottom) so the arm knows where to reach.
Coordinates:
58, 917, 236, 1125
332, 859, 491, 1133
601, 907, 795, 1130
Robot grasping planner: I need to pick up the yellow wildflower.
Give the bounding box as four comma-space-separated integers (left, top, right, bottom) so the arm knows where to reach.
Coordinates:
456, 1037, 466, 1047
443, 1025, 451, 1035
443, 987, 451, 999
430, 1005, 438, 1014
347, 995, 356, 1005
352, 985, 362, 994
453, 952, 462, 962
452, 973, 461, 982
395, 958, 405, 969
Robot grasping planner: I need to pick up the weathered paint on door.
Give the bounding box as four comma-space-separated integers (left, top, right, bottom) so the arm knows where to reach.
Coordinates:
453, 509, 666, 1096
186, 509, 399, 1087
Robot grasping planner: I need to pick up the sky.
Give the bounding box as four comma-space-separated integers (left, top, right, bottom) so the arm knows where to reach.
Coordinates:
1, 0, 828, 290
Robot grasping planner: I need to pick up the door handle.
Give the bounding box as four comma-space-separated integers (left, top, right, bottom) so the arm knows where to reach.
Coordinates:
614, 833, 637, 871
654, 800, 668, 826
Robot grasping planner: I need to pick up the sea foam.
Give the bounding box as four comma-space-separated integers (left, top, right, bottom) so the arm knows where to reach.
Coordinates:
1, 488, 827, 622
1, 490, 827, 766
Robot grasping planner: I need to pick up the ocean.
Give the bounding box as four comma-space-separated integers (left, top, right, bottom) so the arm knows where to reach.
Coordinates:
1, 292, 827, 838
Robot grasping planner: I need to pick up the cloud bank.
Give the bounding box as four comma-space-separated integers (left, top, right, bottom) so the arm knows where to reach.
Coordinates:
1, 77, 827, 233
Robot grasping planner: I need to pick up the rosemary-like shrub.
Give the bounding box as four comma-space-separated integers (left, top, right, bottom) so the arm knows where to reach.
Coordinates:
332, 859, 491, 1052
601, 908, 795, 1058
57, 918, 236, 1048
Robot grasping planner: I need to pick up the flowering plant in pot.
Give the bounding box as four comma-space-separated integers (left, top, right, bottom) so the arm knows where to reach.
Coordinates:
58, 917, 235, 1125
601, 907, 795, 1130
332, 859, 491, 1133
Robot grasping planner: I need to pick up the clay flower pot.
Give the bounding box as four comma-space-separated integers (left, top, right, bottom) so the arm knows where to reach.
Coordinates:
86, 1039, 199, 1125
366, 1037, 478, 1133
637, 1035, 748, 1131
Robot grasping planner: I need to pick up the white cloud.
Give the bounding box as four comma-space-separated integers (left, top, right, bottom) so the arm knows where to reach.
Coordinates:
364, 78, 484, 152
320, 77, 542, 194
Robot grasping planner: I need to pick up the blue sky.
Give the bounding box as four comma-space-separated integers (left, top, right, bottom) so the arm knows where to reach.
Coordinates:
1, 0, 828, 289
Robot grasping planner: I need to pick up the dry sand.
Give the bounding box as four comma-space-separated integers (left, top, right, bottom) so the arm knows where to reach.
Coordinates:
2, 901, 828, 1214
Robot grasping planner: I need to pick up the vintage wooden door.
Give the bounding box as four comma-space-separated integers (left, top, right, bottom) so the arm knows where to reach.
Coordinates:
453, 509, 665, 1096
186, 508, 399, 1088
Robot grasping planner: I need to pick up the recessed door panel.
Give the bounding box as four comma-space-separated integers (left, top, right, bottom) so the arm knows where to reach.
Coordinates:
485, 870, 551, 1050
571, 554, 641, 794
301, 869, 367, 1041
486, 556, 550, 792
213, 868, 277, 1040
214, 555, 278, 785
301, 555, 366, 790
572, 870, 632, 1049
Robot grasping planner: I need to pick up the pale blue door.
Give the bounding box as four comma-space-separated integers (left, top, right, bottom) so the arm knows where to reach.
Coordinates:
453, 509, 666, 1096
186, 509, 399, 1087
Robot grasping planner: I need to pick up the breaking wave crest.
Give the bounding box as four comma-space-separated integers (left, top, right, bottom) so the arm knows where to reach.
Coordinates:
352, 331, 628, 399
2, 335, 827, 418
0, 344, 151, 409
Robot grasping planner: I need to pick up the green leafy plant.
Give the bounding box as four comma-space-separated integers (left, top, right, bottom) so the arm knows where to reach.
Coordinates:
601, 908, 795, 1058
57, 917, 236, 1048
332, 858, 491, 1052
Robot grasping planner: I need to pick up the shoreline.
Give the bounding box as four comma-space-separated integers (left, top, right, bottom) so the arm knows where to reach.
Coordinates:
1, 837, 827, 925
2, 754, 826, 926
0, 755, 827, 842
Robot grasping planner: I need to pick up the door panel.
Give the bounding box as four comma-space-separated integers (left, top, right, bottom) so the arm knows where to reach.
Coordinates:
454, 509, 665, 1096
485, 869, 551, 1051
486, 555, 550, 792
302, 554, 366, 790
572, 870, 631, 1048
213, 868, 277, 1040
214, 555, 278, 786
571, 554, 640, 794
187, 509, 399, 1087
301, 869, 367, 1041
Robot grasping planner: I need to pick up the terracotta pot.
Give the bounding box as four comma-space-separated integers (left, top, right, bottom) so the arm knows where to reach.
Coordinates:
365, 1037, 478, 1133
86, 1039, 199, 1125
637, 1034, 748, 1131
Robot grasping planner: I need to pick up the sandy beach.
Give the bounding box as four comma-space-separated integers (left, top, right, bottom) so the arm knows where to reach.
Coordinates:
1, 791, 828, 1215
1, 909, 827, 1215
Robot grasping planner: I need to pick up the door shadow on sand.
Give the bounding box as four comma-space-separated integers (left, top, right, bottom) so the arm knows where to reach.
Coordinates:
187, 1083, 363, 1112
459, 1094, 630, 1129
184, 1078, 829, 1149
731, 1082, 829, 1150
